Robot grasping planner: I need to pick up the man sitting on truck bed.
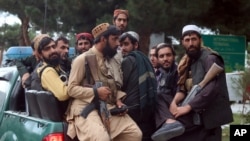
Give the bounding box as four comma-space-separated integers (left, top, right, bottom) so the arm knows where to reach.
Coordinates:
28, 35, 69, 117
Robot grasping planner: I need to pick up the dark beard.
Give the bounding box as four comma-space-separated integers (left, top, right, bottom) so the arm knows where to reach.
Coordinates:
43, 53, 60, 67
186, 46, 201, 60
103, 41, 117, 58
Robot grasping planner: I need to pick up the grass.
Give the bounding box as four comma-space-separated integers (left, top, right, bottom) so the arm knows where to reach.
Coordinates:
222, 114, 248, 141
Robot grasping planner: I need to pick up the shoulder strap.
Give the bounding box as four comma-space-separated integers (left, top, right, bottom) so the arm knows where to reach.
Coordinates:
39, 64, 60, 78
85, 54, 99, 81
39, 65, 50, 78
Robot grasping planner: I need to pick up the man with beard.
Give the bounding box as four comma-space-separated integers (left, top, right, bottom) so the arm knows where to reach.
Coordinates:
151, 43, 184, 141
16, 34, 49, 88
74, 32, 94, 57
55, 36, 71, 79
66, 23, 142, 141
113, 9, 129, 33
119, 31, 157, 141
168, 24, 233, 141
30, 36, 69, 101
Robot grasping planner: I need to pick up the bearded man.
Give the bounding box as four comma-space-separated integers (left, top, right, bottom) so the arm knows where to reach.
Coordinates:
30, 35, 69, 101
168, 24, 233, 141
66, 23, 142, 141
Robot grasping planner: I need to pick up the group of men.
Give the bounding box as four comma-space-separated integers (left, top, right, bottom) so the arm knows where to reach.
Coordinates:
16, 8, 233, 141
148, 25, 233, 141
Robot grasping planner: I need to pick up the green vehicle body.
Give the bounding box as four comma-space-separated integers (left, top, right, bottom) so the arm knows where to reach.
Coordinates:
0, 66, 70, 141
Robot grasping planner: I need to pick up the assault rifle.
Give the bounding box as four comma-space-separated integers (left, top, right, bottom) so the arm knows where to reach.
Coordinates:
180, 62, 224, 106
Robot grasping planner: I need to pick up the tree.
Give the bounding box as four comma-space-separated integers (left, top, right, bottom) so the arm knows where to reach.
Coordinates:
1, 0, 250, 55
125, 0, 170, 54
0, 23, 20, 48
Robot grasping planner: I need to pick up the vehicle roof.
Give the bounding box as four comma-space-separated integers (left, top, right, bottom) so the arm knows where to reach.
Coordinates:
0, 66, 18, 81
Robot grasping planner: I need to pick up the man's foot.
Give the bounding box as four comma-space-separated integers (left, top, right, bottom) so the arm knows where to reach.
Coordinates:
151, 121, 185, 141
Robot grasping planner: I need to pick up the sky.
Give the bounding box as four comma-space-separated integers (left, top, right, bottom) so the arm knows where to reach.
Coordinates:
0, 12, 21, 26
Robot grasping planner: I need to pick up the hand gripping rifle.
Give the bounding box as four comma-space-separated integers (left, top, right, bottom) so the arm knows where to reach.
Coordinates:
81, 55, 111, 137
180, 62, 224, 106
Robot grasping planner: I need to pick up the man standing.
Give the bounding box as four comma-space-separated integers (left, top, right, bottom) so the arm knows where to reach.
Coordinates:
151, 43, 184, 141
119, 31, 157, 141
66, 23, 142, 141
113, 9, 129, 33
169, 24, 233, 141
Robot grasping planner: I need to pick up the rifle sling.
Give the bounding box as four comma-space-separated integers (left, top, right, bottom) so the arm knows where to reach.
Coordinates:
81, 55, 100, 118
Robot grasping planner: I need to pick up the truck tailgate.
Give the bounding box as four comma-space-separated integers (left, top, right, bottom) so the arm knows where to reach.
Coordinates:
0, 111, 64, 141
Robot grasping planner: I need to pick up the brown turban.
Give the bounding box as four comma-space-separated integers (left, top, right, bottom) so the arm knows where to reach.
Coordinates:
33, 34, 50, 51
113, 9, 129, 18
75, 32, 94, 42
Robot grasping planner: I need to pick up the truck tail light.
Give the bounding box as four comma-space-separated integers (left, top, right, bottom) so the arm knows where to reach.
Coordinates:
42, 133, 64, 141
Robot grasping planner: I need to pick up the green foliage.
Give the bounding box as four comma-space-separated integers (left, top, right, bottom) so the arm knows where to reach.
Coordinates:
1, 0, 250, 50
231, 45, 250, 125
0, 23, 20, 48
0, 23, 36, 49
126, 0, 169, 33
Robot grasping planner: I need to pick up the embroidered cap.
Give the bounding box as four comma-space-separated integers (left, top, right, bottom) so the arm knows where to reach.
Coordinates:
92, 23, 121, 39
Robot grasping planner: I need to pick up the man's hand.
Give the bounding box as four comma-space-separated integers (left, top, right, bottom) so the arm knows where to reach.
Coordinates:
116, 99, 125, 108
172, 104, 192, 118
22, 73, 30, 88
169, 101, 178, 115
97, 86, 111, 101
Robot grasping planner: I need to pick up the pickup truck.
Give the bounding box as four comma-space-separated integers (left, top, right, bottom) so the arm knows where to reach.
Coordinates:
0, 66, 76, 141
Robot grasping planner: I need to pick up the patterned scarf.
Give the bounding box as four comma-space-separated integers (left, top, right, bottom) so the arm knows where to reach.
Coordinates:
177, 46, 218, 91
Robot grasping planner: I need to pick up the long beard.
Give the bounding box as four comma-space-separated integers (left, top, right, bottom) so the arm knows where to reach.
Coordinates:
186, 45, 201, 60
103, 42, 117, 58
43, 53, 60, 67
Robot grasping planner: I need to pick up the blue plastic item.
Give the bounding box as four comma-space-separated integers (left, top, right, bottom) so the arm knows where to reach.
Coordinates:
5, 46, 33, 59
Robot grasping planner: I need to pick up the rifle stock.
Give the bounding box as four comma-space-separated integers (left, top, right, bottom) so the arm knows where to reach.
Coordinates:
180, 63, 224, 106
199, 63, 223, 88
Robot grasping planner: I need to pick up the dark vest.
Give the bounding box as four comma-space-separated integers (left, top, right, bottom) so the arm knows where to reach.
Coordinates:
190, 48, 233, 129
28, 63, 69, 121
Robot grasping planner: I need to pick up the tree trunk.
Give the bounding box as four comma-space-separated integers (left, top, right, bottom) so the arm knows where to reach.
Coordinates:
0, 47, 4, 66
19, 16, 31, 46
138, 32, 150, 56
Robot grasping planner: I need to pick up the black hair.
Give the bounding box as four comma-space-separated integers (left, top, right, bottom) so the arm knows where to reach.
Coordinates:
113, 14, 129, 22
38, 37, 54, 54
151, 45, 157, 50
155, 43, 176, 58
119, 33, 138, 45
56, 36, 69, 45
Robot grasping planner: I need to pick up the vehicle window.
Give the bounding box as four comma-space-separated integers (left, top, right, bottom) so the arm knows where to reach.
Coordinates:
0, 80, 10, 111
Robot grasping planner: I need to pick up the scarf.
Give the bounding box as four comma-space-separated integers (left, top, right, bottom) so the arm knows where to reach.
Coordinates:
127, 51, 157, 110
177, 46, 219, 91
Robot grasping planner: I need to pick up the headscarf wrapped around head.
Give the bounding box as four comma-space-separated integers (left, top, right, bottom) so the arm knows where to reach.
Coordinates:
75, 32, 94, 43
33, 34, 50, 51
113, 9, 129, 18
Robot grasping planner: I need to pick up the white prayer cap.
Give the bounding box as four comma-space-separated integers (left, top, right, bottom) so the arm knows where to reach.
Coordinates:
182, 24, 200, 35
125, 31, 140, 41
